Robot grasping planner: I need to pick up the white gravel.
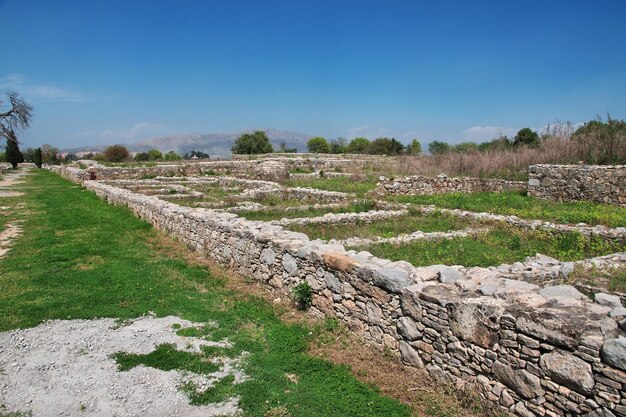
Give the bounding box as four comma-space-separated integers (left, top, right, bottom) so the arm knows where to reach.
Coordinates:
0, 315, 247, 416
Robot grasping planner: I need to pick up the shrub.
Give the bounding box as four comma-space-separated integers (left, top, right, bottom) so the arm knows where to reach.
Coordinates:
292, 282, 313, 310
164, 151, 181, 161
571, 117, 626, 164
455, 142, 479, 152
428, 140, 451, 155
147, 149, 163, 160
134, 152, 150, 161
103, 145, 130, 162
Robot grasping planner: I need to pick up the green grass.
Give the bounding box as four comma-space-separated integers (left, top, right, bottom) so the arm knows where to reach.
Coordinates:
286, 209, 480, 240
113, 343, 222, 374
567, 265, 626, 293
356, 226, 625, 268
608, 269, 626, 292
392, 191, 626, 227
283, 175, 378, 198
0, 170, 410, 417
238, 200, 375, 221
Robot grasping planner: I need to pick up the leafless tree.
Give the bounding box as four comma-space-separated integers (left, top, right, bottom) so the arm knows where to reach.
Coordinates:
0, 91, 33, 137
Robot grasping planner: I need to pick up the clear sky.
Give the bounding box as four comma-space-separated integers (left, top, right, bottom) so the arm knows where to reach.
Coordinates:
1, 0, 625, 149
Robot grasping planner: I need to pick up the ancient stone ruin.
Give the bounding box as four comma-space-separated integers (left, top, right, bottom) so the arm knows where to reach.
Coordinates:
529, 165, 626, 205
48, 159, 626, 417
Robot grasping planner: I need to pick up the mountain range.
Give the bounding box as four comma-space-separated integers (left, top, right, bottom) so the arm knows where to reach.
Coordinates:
62, 128, 312, 157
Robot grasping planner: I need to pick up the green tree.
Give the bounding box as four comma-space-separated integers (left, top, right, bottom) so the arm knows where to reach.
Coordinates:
409, 139, 422, 155
183, 150, 210, 159
34, 147, 43, 168
147, 149, 163, 160
307, 137, 331, 153
22, 147, 37, 163
428, 140, 452, 155
63, 153, 78, 163
104, 144, 130, 162
232, 130, 274, 154
454, 142, 478, 152
164, 151, 181, 161
5, 130, 23, 168
346, 137, 370, 154
367, 138, 405, 155
513, 128, 540, 147
329, 137, 347, 154
134, 152, 150, 161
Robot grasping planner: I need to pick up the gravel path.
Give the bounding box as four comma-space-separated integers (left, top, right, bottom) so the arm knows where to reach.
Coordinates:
0, 315, 246, 417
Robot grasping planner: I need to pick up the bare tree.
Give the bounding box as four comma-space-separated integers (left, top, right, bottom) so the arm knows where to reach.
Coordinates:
0, 91, 33, 136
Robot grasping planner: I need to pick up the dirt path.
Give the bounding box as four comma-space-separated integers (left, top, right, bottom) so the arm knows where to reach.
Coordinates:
0, 221, 23, 259
0, 168, 31, 258
0, 315, 246, 417
0, 167, 31, 197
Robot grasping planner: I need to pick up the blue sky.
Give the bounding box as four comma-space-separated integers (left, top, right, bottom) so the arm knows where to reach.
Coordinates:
1, 0, 625, 149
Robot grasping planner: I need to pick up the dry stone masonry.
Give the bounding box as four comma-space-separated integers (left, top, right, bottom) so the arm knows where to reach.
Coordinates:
70, 156, 374, 181
330, 227, 489, 248
378, 174, 527, 196
528, 165, 626, 206
50, 165, 626, 417
413, 205, 626, 245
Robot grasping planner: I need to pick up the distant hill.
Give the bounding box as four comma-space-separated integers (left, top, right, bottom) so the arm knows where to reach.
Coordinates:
62, 128, 312, 157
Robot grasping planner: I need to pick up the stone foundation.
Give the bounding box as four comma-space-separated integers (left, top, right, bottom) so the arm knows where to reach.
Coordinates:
377, 174, 527, 196
72, 156, 373, 180
49, 165, 626, 417
528, 165, 626, 205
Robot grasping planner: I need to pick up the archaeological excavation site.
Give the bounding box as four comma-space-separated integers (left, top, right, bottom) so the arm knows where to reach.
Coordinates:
2, 154, 611, 417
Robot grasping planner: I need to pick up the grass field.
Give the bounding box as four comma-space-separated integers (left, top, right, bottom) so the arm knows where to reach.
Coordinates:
355, 226, 625, 268
0, 170, 501, 417
285, 209, 481, 240
392, 192, 626, 227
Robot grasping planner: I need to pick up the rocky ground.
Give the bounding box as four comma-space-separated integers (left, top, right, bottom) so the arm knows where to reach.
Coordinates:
0, 315, 246, 417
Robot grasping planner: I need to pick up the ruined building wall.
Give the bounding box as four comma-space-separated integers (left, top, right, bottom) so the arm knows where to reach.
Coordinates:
377, 174, 527, 196
528, 165, 626, 206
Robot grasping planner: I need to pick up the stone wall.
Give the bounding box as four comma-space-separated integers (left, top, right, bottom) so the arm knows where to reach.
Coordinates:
528, 165, 626, 205
378, 174, 527, 196
73, 157, 370, 180
50, 165, 626, 417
